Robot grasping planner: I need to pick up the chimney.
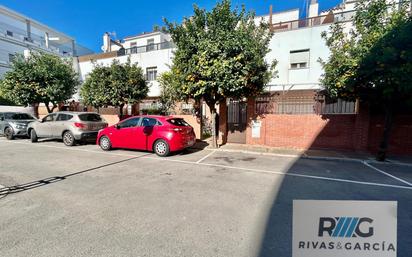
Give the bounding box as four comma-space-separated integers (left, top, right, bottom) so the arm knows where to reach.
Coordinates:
102, 32, 111, 53
269, 5, 273, 28
308, 0, 319, 18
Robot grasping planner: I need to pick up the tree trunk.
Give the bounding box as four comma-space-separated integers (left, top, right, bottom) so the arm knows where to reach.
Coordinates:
206, 101, 218, 148
376, 102, 394, 162
45, 102, 52, 113
119, 104, 124, 120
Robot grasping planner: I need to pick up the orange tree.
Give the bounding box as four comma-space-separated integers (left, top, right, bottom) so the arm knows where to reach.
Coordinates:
321, 0, 412, 160
164, 0, 276, 147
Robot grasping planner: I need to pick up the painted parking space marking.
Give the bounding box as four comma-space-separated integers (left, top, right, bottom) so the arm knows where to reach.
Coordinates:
363, 161, 412, 187
195, 150, 216, 163
1, 139, 412, 191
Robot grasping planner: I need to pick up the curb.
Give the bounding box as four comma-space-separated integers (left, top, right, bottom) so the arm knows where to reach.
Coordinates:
206, 147, 412, 167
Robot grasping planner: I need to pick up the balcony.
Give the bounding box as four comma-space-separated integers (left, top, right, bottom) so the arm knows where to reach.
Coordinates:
121, 41, 175, 56
0, 21, 73, 56
271, 10, 355, 32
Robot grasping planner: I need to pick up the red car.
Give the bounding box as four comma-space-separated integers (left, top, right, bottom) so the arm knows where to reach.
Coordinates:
97, 115, 196, 157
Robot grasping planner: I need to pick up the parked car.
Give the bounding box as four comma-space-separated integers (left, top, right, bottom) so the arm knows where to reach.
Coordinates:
28, 112, 108, 146
0, 112, 36, 140
97, 115, 196, 157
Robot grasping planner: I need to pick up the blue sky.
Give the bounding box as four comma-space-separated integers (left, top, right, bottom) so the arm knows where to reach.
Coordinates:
2, 0, 341, 52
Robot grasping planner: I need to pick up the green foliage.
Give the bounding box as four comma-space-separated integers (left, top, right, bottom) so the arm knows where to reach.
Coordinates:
80, 59, 148, 113
0, 52, 79, 112
164, 0, 276, 108
0, 94, 16, 105
158, 71, 185, 114
320, 0, 412, 104
320, 0, 412, 160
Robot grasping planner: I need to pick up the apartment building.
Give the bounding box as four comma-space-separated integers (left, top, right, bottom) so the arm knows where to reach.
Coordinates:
78, 31, 174, 101
77, 0, 355, 101
0, 5, 93, 77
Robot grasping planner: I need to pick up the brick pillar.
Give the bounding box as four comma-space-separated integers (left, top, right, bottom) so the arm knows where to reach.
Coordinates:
218, 99, 228, 146
353, 101, 370, 151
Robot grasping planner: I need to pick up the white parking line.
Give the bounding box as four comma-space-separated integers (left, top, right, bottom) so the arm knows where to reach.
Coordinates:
142, 156, 412, 190
196, 150, 216, 163
363, 161, 412, 187
1, 140, 412, 190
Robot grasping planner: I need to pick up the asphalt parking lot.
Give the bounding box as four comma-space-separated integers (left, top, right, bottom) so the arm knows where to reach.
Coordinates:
0, 137, 411, 257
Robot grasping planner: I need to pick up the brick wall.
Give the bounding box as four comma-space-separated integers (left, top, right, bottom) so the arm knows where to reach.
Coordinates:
246, 114, 357, 150
244, 98, 412, 155
368, 115, 412, 155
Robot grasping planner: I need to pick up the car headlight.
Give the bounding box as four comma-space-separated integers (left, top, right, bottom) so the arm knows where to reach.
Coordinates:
13, 123, 27, 129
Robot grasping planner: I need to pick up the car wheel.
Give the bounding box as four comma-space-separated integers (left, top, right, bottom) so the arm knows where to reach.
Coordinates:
154, 139, 170, 157
99, 136, 112, 151
62, 131, 75, 146
30, 129, 38, 143
4, 127, 14, 140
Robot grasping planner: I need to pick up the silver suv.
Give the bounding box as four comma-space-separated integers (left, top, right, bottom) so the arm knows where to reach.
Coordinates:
0, 112, 36, 140
28, 112, 108, 146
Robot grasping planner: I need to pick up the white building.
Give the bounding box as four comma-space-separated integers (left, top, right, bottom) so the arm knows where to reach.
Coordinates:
77, 0, 356, 104
78, 31, 174, 101
0, 5, 93, 77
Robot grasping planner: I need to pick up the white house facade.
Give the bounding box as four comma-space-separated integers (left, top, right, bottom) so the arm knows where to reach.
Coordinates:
77, 0, 356, 105
0, 5, 93, 77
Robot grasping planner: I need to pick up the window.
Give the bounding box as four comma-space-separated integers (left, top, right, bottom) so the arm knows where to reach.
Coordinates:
56, 114, 73, 121
8, 54, 15, 64
118, 117, 140, 128
146, 39, 155, 51
130, 42, 137, 54
43, 113, 57, 122
78, 113, 102, 122
290, 49, 309, 69
6, 30, 13, 37
146, 67, 157, 81
0, 113, 4, 121
140, 117, 159, 127
167, 118, 189, 127
8, 113, 35, 120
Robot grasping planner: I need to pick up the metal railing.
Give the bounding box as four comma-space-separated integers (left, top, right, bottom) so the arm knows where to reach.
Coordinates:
271, 10, 356, 32
122, 41, 175, 55
0, 22, 73, 56
256, 91, 356, 115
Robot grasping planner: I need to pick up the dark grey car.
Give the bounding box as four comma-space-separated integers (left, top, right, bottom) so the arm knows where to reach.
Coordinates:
0, 112, 36, 140
27, 112, 108, 146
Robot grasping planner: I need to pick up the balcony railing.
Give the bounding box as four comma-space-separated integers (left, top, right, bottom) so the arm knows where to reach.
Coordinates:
0, 21, 73, 56
122, 41, 175, 56
271, 10, 355, 32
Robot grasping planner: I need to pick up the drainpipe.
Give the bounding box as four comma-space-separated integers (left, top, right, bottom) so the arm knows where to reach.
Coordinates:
45, 32, 49, 49
71, 40, 77, 57
26, 19, 31, 41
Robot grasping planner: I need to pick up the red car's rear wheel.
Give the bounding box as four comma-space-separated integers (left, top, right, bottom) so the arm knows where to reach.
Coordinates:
154, 139, 170, 157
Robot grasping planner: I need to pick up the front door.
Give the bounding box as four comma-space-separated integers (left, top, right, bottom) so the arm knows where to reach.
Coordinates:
227, 100, 247, 144
112, 117, 142, 149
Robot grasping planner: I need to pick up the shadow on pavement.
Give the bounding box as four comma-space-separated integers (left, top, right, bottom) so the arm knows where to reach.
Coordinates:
256, 159, 412, 257
0, 155, 150, 198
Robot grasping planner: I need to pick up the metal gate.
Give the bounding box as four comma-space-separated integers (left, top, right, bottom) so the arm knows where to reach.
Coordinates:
227, 100, 247, 144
